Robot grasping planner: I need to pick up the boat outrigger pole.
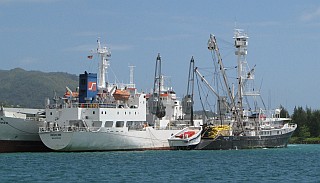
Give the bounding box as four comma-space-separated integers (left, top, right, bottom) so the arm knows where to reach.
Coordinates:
194, 68, 220, 99
207, 34, 236, 114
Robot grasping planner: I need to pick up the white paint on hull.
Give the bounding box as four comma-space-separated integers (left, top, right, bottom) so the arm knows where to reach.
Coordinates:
0, 116, 42, 141
40, 127, 180, 151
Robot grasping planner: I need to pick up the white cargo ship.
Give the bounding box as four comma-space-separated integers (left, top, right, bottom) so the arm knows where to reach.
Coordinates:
39, 39, 201, 151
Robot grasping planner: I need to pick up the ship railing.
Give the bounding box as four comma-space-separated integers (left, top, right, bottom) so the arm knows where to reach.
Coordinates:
64, 126, 100, 132
46, 103, 118, 109
39, 126, 62, 132
39, 126, 101, 133
48, 102, 142, 109
153, 126, 185, 130
78, 103, 117, 109
244, 109, 281, 119
26, 117, 46, 122
39, 127, 47, 132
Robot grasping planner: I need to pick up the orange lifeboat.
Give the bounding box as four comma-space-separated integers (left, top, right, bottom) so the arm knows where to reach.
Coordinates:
160, 93, 169, 97
64, 90, 79, 98
113, 89, 130, 101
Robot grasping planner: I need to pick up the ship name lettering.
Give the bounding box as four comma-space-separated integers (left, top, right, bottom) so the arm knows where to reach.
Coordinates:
50, 134, 62, 136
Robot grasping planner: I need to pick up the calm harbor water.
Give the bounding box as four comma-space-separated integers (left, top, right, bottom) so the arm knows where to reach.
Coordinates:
0, 144, 319, 183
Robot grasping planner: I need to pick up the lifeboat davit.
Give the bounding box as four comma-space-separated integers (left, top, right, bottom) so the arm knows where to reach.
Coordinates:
113, 89, 130, 101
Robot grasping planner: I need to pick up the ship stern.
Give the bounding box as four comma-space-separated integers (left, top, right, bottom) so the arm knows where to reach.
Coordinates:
39, 131, 73, 151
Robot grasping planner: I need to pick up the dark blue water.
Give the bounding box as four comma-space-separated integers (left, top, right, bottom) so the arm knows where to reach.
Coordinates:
0, 144, 319, 183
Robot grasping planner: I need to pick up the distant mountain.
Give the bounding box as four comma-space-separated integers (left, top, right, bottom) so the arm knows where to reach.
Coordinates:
0, 68, 78, 108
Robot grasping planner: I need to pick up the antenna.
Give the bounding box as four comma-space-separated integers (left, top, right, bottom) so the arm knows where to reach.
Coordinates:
128, 65, 136, 88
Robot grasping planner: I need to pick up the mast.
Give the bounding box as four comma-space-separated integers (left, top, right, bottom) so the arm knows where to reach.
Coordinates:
128, 65, 136, 88
233, 29, 249, 116
190, 57, 195, 126
182, 56, 195, 125
96, 38, 111, 89
152, 53, 166, 119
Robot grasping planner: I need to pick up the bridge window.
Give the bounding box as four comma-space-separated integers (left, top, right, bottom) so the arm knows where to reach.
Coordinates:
105, 121, 113, 127
116, 121, 124, 127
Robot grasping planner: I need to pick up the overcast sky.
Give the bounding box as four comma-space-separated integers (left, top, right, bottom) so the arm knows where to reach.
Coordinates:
1, 0, 320, 113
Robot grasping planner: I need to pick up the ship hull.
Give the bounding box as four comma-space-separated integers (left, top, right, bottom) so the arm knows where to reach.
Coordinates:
0, 140, 50, 153
168, 126, 203, 150
39, 127, 180, 151
194, 130, 295, 150
0, 116, 50, 152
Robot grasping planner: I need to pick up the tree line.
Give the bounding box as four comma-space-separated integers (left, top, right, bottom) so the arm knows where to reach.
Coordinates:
289, 106, 320, 143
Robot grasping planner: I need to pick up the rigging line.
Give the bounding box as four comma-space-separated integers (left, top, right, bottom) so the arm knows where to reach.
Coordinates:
87, 52, 97, 73
210, 48, 234, 109
259, 95, 267, 111
212, 48, 226, 112
197, 76, 211, 111
212, 49, 226, 125
108, 66, 121, 85
195, 70, 217, 114
213, 52, 225, 126
259, 79, 267, 110
144, 127, 169, 144
216, 37, 234, 47
203, 92, 212, 113
195, 74, 210, 119
147, 128, 156, 147
244, 95, 251, 112
254, 96, 259, 111
210, 49, 217, 69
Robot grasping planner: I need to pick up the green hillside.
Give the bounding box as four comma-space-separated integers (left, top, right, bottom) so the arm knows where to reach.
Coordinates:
0, 68, 78, 108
